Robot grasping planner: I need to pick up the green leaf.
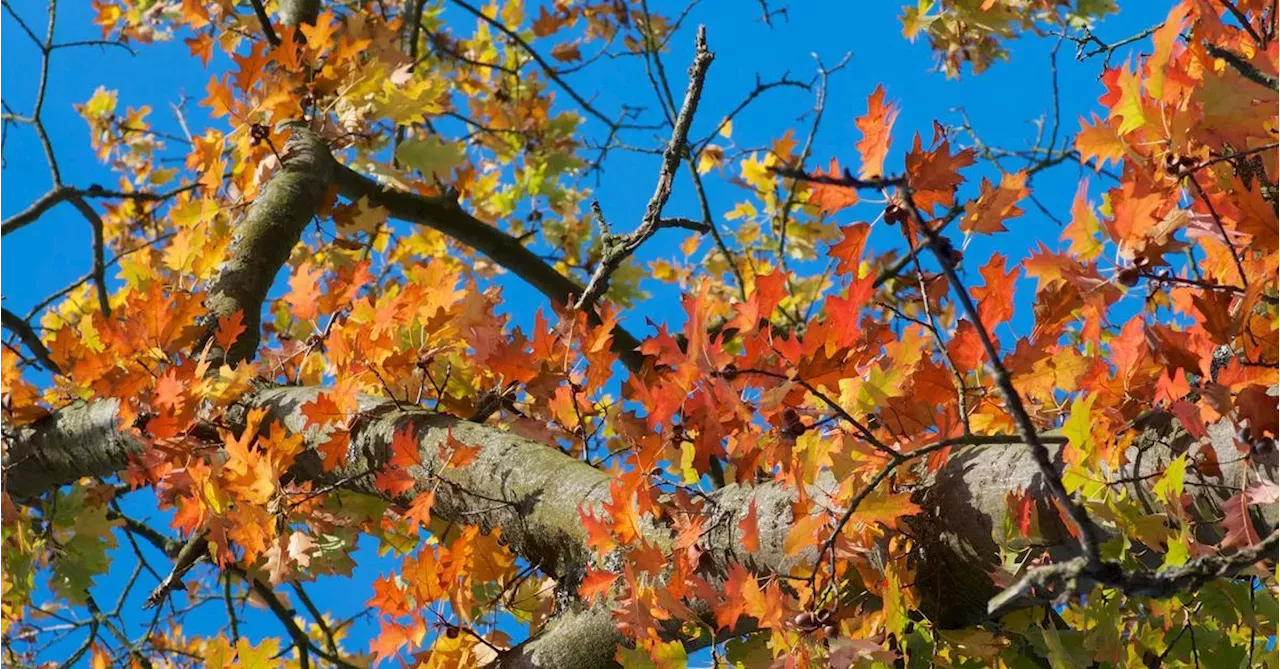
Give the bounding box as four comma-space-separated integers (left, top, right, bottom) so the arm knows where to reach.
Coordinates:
1152, 454, 1188, 504
396, 137, 466, 180
48, 486, 119, 604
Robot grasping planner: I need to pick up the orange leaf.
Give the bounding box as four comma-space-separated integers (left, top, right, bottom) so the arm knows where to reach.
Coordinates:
300, 392, 342, 427
214, 311, 248, 353
153, 369, 186, 412
738, 500, 761, 553
316, 429, 349, 472
285, 262, 324, 321
1074, 113, 1125, 170
971, 254, 1017, 328
441, 430, 482, 468
807, 158, 859, 214
579, 506, 617, 554
299, 11, 339, 51
715, 563, 754, 630
828, 223, 871, 276
390, 425, 421, 468
948, 319, 984, 372
404, 490, 436, 530
579, 568, 619, 604
961, 170, 1028, 234
854, 85, 899, 179
784, 511, 826, 556
904, 131, 975, 215
374, 466, 415, 496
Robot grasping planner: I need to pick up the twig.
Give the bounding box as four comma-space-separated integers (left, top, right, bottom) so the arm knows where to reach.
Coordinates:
574, 26, 714, 313
450, 0, 622, 130
989, 529, 1278, 615
68, 196, 112, 316
1204, 42, 1278, 89
1187, 176, 1250, 289
1, 307, 61, 374
248, 0, 281, 47
907, 192, 1104, 564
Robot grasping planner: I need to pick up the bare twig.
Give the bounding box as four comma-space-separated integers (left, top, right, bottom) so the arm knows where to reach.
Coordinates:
67, 197, 112, 316
574, 27, 714, 313
1, 307, 60, 374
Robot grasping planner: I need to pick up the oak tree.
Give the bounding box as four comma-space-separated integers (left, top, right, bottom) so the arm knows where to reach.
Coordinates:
2, 0, 1277, 667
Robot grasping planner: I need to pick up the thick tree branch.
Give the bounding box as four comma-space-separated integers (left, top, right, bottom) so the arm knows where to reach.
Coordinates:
195, 122, 334, 366
330, 163, 647, 373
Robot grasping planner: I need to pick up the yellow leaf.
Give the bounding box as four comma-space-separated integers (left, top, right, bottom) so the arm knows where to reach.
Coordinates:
81, 87, 117, 119
1110, 64, 1147, 136
697, 145, 724, 175
719, 118, 732, 138
739, 153, 773, 191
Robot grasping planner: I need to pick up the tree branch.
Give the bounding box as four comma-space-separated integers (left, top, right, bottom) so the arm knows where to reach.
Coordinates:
575, 26, 713, 313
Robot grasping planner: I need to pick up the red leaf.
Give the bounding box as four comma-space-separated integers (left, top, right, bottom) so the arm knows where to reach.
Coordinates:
374, 466, 415, 496
390, 425, 421, 468
961, 170, 1028, 234
1236, 385, 1278, 438
440, 429, 482, 468
828, 223, 871, 276
300, 392, 342, 428
1220, 491, 1261, 549
579, 506, 617, 554
948, 319, 984, 372
971, 254, 1017, 328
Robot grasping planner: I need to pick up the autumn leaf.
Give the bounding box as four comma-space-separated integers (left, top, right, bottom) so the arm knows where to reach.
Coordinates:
971, 254, 1017, 328
854, 85, 899, 179
904, 129, 975, 214
395, 137, 466, 180
551, 41, 582, 63
285, 262, 323, 321
1075, 113, 1126, 169
784, 511, 826, 556
822, 224, 870, 279
579, 568, 619, 603
1220, 491, 1261, 549
214, 311, 248, 353
738, 499, 760, 553
961, 170, 1028, 234
807, 158, 859, 214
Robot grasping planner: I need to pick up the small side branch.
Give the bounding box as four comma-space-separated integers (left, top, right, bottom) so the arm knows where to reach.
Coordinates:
1, 307, 61, 374
575, 26, 714, 313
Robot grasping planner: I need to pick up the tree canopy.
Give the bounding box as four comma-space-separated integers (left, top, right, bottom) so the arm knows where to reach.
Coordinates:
1, 0, 1277, 667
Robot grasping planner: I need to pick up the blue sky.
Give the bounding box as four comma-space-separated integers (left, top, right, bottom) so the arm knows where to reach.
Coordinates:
2, 0, 1169, 663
